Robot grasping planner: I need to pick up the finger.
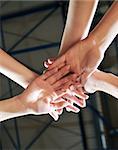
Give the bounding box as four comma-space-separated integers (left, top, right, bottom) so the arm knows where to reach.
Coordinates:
44, 58, 55, 68
55, 88, 75, 98
52, 97, 65, 103
63, 94, 86, 108
41, 67, 58, 80
56, 109, 63, 115
55, 81, 73, 92
48, 55, 66, 70
43, 70, 47, 74
66, 105, 80, 113
55, 81, 76, 94
74, 81, 89, 95
53, 74, 77, 90
80, 70, 94, 86
71, 88, 89, 100
49, 111, 59, 121
46, 65, 70, 85
51, 100, 69, 109
55, 90, 67, 98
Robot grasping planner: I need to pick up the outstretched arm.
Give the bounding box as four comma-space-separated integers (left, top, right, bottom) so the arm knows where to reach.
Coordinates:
59, 0, 99, 55
1, 0, 98, 91
0, 66, 81, 122
0, 80, 64, 122
84, 70, 118, 99
89, 1, 118, 54
0, 48, 38, 88
49, 1, 118, 84
0, 96, 28, 122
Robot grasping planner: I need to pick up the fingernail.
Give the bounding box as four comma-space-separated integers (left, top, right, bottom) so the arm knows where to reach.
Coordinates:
48, 59, 53, 64
44, 61, 49, 68
75, 109, 80, 113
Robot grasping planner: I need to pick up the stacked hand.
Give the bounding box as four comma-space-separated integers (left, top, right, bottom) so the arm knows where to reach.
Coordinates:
43, 37, 104, 115
18, 65, 88, 121
46, 37, 104, 85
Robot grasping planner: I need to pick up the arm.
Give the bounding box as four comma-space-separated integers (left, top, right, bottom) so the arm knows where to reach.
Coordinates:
59, 0, 99, 55
0, 71, 72, 122
0, 65, 83, 122
89, 1, 118, 54
49, 1, 118, 84
84, 70, 118, 99
1, 0, 96, 102
0, 48, 38, 89
61, 0, 118, 97
0, 96, 28, 122
0, 79, 60, 122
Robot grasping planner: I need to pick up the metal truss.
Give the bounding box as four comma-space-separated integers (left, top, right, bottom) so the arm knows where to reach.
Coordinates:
0, 1, 118, 150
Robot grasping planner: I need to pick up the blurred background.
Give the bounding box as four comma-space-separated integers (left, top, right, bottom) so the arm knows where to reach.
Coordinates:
0, 0, 118, 150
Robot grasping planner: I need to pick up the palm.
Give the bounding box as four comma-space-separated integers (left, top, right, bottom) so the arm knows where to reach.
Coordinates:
65, 40, 103, 76
50, 40, 104, 85
20, 77, 56, 115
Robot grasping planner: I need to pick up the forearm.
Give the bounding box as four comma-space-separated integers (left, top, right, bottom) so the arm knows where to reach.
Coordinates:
85, 70, 118, 99
0, 49, 38, 88
0, 96, 29, 122
59, 0, 98, 55
95, 71, 118, 98
89, 1, 118, 53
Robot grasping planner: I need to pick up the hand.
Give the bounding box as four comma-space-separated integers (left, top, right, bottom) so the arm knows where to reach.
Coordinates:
44, 59, 89, 109
74, 69, 101, 94
42, 65, 88, 111
18, 66, 81, 121
47, 37, 104, 85
18, 77, 70, 121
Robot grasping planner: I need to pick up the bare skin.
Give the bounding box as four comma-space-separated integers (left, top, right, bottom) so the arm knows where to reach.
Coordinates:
44, 0, 99, 104
0, 65, 82, 122
84, 70, 118, 99
45, 61, 118, 99
49, 1, 118, 85
45, 1, 118, 99
0, 48, 88, 118
0, 77, 69, 122
59, 0, 99, 55
0, 0, 99, 117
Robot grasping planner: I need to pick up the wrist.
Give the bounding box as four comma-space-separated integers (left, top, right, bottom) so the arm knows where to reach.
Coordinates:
84, 70, 104, 93
86, 33, 106, 57
87, 33, 98, 49
24, 72, 38, 88
18, 91, 40, 115
17, 94, 32, 114
91, 70, 111, 92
